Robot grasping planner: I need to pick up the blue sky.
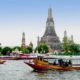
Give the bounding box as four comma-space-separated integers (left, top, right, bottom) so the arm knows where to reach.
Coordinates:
0, 0, 80, 47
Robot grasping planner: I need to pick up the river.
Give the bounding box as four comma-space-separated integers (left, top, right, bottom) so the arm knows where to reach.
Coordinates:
0, 60, 80, 80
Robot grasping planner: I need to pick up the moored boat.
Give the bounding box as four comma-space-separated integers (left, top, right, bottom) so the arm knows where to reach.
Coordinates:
0, 56, 20, 60
0, 60, 6, 64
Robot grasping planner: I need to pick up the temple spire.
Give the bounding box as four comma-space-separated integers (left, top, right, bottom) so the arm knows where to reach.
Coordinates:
64, 30, 67, 37
21, 32, 26, 48
70, 35, 74, 43
37, 36, 40, 46
40, 8, 61, 52
48, 7, 52, 19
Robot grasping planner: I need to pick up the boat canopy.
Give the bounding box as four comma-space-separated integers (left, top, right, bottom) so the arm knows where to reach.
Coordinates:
44, 55, 80, 60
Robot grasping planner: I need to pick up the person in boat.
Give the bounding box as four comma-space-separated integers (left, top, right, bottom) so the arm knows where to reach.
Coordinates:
58, 59, 72, 67
58, 59, 64, 67
53, 60, 57, 65
64, 61, 69, 67
68, 60, 72, 66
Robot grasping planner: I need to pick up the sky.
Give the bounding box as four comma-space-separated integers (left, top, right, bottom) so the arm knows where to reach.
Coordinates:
0, 0, 80, 47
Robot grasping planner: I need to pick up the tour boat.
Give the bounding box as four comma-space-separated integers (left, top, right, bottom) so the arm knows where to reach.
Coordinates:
24, 56, 80, 71
0, 56, 20, 60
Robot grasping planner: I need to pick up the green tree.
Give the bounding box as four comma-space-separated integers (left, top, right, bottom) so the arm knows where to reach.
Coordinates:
62, 35, 69, 53
12, 46, 21, 51
2, 47, 12, 55
35, 44, 49, 53
68, 44, 80, 55
0, 47, 2, 55
27, 46, 33, 53
0, 47, 2, 52
21, 46, 33, 54
21, 47, 29, 53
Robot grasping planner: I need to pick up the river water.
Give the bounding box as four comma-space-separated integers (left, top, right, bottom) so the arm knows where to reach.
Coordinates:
0, 60, 80, 80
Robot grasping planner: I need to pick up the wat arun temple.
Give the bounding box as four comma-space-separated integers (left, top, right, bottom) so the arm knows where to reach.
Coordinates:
21, 7, 62, 52
38, 8, 61, 52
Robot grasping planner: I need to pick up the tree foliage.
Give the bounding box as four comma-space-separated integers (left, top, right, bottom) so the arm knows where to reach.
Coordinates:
12, 46, 21, 51
27, 46, 33, 53
2, 47, 12, 55
61, 34, 80, 55
68, 44, 80, 54
62, 36, 69, 53
0, 47, 2, 52
21, 46, 33, 54
62, 35, 80, 55
35, 44, 49, 53
21, 48, 29, 53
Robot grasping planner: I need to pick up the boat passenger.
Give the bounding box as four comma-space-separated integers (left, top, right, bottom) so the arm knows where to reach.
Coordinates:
58, 59, 64, 67
68, 60, 72, 66
64, 61, 69, 67
53, 60, 57, 65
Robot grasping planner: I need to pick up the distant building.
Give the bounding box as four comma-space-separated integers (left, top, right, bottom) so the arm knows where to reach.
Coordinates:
37, 36, 40, 46
70, 35, 74, 44
64, 30, 67, 37
21, 32, 26, 48
63, 30, 74, 44
39, 8, 61, 52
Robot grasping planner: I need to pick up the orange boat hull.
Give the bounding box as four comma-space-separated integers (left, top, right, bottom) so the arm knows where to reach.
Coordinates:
24, 62, 49, 71
25, 62, 80, 71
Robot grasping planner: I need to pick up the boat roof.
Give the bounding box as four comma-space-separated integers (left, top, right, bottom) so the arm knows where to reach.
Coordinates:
44, 55, 80, 60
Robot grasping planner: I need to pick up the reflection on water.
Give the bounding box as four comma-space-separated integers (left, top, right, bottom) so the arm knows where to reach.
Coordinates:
0, 60, 80, 80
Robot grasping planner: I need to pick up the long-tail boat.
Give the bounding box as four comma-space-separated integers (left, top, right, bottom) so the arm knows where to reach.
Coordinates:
24, 56, 80, 71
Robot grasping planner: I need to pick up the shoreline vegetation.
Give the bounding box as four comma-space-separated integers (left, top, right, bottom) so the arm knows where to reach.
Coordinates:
0, 33, 80, 56
51, 53, 80, 56
0, 43, 80, 56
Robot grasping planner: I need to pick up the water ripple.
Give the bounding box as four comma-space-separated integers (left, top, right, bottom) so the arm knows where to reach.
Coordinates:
0, 60, 80, 80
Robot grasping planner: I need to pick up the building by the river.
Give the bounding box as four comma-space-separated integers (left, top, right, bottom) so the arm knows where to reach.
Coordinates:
21, 32, 33, 48
21, 32, 26, 48
38, 8, 61, 52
